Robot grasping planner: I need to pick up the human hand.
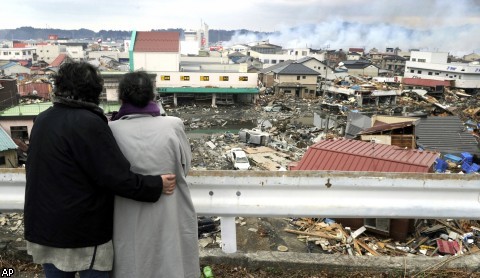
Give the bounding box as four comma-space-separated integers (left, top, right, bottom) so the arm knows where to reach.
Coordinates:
162, 174, 176, 195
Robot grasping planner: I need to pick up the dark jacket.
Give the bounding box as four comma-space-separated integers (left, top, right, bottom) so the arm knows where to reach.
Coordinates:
25, 103, 163, 248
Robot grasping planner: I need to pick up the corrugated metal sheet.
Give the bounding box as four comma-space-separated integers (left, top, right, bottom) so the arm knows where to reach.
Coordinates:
0, 127, 18, 151
415, 116, 480, 156
134, 31, 179, 52
293, 139, 438, 173
18, 83, 52, 99
403, 78, 451, 87
345, 112, 371, 139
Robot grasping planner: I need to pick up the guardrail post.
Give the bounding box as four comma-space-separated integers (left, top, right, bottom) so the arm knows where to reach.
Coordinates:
220, 216, 237, 253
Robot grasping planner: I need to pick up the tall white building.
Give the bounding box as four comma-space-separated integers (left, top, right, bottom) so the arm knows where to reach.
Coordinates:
180, 22, 209, 55
404, 51, 480, 92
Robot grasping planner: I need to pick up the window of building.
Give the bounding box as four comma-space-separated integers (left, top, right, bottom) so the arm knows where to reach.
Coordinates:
428, 72, 433, 75
435, 72, 440, 75
271, 60, 277, 64
239, 76, 248, 81
279, 60, 284, 63
459, 75, 462, 79
28, 51, 31, 55
418, 59, 426, 62
15, 52, 20, 55
302, 51, 307, 56
264, 59, 270, 63
200, 76, 209, 81
297, 76, 300, 80
219, 76, 229, 81
22, 51, 26, 55
302, 76, 306, 79
365, 218, 390, 233
180, 76, 190, 81
161, 75, 170, 81
2, 52, 6, 55
0, 156, 5, 166
10, 126, 29, 140
417, 70, 422, 74
412, 58, 416, 61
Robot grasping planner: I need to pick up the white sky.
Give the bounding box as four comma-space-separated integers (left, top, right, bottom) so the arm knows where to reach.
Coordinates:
3, 0, 480, 54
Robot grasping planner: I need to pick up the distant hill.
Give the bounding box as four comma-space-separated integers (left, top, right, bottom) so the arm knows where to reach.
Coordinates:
0, 27, 271, 44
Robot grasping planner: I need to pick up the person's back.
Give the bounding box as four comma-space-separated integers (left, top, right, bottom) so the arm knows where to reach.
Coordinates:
109, 71, 200, 278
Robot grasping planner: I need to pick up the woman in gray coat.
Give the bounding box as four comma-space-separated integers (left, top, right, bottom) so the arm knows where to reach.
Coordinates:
110, 71, 200, 278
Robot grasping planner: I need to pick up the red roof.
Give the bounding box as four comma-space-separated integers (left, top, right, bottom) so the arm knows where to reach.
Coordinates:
293, 139, 438, 173
13, 43, 27, 48
349, 47, 364, 53
49, 54, 67, 67
403, 78, 451, 87
134, 31, 179, 53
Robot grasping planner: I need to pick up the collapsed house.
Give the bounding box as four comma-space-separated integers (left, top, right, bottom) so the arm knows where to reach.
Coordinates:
292, 138, 439, 241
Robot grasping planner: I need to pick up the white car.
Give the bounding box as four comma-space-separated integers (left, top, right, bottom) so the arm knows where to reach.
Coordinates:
226, 148, 251, 170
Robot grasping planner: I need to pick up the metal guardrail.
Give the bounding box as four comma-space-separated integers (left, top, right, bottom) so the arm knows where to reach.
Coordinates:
1, 169, 479, 252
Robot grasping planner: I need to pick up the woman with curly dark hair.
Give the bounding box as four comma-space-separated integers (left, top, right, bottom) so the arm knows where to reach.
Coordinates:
110, 71, 200, 278
25, 62, 176, 278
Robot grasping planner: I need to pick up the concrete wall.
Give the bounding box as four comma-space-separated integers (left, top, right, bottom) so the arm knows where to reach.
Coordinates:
36, 45, 63, 63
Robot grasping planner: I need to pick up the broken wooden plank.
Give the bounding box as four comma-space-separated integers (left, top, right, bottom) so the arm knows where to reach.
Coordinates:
284, 228, 338, 240
356, 239, 380, 256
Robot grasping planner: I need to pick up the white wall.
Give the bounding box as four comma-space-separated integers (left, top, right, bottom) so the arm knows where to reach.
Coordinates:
133, 52, 179, 72
0, 48, 37, 62
410, 51, 448, 63
66, 46, 85, 61
35, 45, 64, 63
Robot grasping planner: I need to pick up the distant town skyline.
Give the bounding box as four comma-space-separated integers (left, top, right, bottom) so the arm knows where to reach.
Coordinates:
3, 0, 480, 55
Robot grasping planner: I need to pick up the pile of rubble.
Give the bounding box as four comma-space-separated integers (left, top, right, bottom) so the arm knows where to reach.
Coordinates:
283, 218, 480, 257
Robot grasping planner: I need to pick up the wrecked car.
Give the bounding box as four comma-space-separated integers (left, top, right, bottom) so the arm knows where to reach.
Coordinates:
225, 148, 251, 170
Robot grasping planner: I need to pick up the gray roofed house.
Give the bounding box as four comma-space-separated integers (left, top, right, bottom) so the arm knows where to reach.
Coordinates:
271, 63, 320, 99
415, 116, 480, 157
259, 60, 295, 74
272, 63, 320, 75
258, 60, 295, 88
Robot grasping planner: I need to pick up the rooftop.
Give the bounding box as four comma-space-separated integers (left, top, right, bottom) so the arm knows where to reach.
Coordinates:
133, 31, 180, 53
293, 138, 438, 173
0, 102, 121, 117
